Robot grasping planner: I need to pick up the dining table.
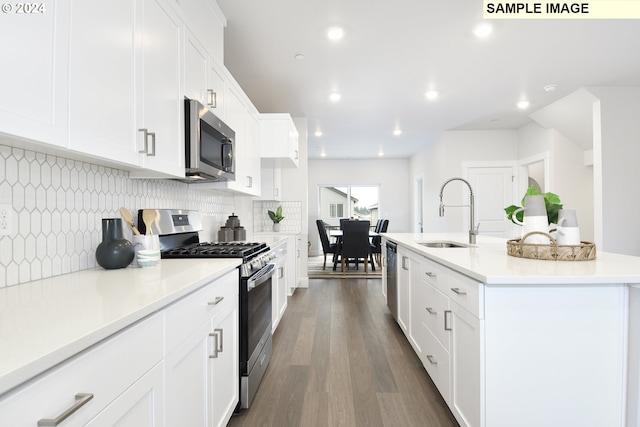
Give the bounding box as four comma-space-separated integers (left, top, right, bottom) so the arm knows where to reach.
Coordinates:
328, 230, 379, 270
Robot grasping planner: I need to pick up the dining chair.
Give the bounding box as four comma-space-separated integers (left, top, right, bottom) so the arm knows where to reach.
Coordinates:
340, 220, 375, 273
316, 220, 338, 270
370, 219, 389, 266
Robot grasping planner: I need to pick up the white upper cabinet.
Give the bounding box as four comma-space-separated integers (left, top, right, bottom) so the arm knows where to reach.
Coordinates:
260, 114, 299, 168
183, 31, 226, 118
175, 0, 225, 63
0, 0, 70, 147
69, 0, 184, 178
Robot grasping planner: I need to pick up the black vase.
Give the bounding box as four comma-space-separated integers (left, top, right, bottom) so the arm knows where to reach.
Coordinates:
96, 218, 134, 269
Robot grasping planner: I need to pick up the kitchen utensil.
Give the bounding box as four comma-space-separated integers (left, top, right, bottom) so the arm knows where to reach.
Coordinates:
142, 210, 156, 236
119, 207, 141, 236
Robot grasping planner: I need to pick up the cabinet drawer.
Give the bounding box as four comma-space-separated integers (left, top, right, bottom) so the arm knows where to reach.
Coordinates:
447, 270, 483, 318
420, 258, 449, 293
165, 269, 238, 352
420, 324, 450, 403
423, 282, 450, 351
0, 313, 163, 427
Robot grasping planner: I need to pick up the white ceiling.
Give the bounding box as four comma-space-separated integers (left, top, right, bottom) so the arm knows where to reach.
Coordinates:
216, 0, 640, 160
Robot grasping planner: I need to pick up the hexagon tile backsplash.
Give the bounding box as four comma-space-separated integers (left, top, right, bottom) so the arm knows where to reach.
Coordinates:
0, 144, 234, 288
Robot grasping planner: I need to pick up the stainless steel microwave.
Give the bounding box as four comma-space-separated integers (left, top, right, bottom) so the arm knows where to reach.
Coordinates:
184, 98, 235, 182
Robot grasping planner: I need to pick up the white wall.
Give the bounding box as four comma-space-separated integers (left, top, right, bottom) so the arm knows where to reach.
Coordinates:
307, 158, 410, 254
589, 87, 640, 256
410, 130, 519, 234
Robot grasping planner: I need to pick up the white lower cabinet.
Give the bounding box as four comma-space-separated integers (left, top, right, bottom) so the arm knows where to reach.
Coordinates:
0, 313, 164, 427
0, 270, 240, 427
397, 247, 412, 334
165, 270, 239, 427
271, 240, 288, 332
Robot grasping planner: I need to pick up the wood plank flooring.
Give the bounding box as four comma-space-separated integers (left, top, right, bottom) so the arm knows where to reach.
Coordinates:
228, 278, 459, 427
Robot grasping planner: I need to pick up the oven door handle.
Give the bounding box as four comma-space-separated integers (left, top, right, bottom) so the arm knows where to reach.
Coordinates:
247, 263, 276, 291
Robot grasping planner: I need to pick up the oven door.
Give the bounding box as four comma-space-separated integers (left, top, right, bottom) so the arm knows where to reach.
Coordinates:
243, 263, 275, 374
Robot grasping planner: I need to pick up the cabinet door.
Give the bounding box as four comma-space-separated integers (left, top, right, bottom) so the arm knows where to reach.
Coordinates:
0, 0, 69, 147
208, 60, 226, 116
136, 0, 183, 177
210, 303, 240, 427
450, 303, 481, 427
68, 0, 138, 165
397, 249, 411, 334
85, 363, 164, 427
165, 320, 211, 427
184, 31, 209, 106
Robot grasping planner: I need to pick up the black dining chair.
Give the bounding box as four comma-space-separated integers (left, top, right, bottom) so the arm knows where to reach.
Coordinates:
316, 220, 338, 270
340, 220, 375, 273
370, 219, 389, 266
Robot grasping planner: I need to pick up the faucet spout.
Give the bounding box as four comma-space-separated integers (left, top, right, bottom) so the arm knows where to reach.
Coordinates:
439, 177, 477, 245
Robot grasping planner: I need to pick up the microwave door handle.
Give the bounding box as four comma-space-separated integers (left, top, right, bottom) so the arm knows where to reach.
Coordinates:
222, 141, 233, 170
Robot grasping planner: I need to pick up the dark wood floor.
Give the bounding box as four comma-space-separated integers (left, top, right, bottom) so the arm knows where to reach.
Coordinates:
228, 278, 459, 427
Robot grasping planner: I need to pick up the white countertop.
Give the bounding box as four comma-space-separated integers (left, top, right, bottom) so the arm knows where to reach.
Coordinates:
0, 258, 241, 396
384, 233, 640, 285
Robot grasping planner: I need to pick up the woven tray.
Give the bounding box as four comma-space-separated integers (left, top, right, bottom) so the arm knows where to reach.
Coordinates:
507, 231, 596, 261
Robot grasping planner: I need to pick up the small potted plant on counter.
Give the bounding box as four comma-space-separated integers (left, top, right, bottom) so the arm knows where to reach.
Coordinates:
268, 205, 284, 232
505, 186, 563, 225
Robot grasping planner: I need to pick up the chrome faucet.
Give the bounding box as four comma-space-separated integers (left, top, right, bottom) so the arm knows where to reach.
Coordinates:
439, 177, 479, 245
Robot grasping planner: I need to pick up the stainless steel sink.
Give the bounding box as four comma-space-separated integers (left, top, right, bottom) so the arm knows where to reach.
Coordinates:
418, 241, 470, 248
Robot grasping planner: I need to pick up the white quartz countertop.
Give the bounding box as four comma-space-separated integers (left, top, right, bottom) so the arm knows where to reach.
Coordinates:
384, 233, 640, 285
0, 258, 241, 396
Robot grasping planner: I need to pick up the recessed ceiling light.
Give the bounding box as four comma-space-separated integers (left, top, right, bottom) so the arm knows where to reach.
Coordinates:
327, 27, 344, 41
378, 151, 384, 156
544, 84, 558, 92
425, 90, 438, 100
517, 100, 530, 110
473, 23, 493, 38
294, 53, 305, 60
393, 129, 402, 136
314, 130, 323, 137
329, 92, 341, 102
320, 152, 327, 157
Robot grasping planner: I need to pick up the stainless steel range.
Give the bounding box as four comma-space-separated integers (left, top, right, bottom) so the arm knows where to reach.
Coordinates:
139, 209, 275, 410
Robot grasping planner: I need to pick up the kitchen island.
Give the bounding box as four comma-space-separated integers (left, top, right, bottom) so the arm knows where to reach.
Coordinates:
383, 233, 640, 427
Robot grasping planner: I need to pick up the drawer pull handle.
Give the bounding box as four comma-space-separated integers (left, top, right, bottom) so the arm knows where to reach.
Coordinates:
451, 287, 467, 295
208, 296, 224, 306
38, 393, 94, 426
426, 307, 437, 315
426, 355, 438, 365
444, 310, 452, 331
215, 328, 223, 352
425, 272, 437, 278
209, 331, 220, 358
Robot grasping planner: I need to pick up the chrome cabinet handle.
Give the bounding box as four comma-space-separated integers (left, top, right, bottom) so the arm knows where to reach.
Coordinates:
451, 287, 467, 295
426, 355, 438, 365
215, 328, 223, 353
208, 296, 224, 306
209, 331, 219, 358
425, 272, 437, 278
247, 176, 253, 188
294, 150, 299, 160
38, 393, 94, 426
444, 310, 452, 331
207, 89, 217, 107
278, 266, 284, 279
138, 128, 156, 156
426, 307, 437, 315
147, 132, 156, 156
138, 128, 149, 154
401, 256, 409, 270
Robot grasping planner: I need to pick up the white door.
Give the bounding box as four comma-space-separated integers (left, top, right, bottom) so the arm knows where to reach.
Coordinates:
413, 174, 424, 233
467, 166, 516, 238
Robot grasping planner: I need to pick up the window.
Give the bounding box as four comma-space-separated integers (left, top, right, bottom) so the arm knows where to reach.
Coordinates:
318, 185, 379, 229
329, 203, 344, 218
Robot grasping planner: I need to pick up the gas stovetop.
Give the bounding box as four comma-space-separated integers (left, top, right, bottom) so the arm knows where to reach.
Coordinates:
162, 242, 269, 259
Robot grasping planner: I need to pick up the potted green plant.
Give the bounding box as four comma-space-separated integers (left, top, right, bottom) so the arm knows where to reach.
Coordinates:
505, 186, 563, 225
268, 205, 284, 232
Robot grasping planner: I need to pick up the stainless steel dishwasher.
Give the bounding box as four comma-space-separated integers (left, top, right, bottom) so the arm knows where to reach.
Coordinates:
386, 241, 398, 319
